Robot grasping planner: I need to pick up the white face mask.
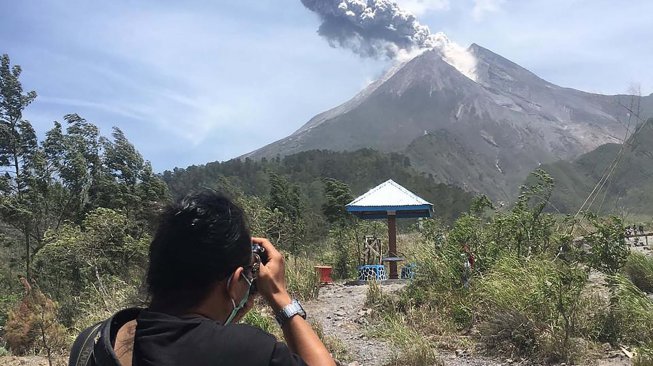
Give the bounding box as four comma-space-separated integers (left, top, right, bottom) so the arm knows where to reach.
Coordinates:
223, 272, 253, 325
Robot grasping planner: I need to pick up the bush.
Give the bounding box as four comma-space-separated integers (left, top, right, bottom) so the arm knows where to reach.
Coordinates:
72, 276, 143, 332
477, 309, 538, 357
5, 285, 67, 356
384, 342, 442, 366
475, 256, 591, 362
624, 252, 653, 293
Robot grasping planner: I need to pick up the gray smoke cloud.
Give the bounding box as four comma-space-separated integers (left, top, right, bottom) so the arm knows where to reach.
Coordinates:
300, 0, 438, 59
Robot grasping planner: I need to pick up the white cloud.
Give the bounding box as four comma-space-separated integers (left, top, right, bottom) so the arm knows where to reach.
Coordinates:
472, 0, 506, 21
394, 0, 450, 16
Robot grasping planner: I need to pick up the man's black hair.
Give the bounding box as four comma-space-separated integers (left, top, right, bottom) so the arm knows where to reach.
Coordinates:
146, 190, 252, 312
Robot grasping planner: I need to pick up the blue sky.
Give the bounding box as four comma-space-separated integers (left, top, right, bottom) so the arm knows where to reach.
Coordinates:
1, 0, 651, 172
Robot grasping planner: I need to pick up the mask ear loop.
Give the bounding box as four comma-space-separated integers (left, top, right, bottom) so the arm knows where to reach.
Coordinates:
224, 271, 253, 325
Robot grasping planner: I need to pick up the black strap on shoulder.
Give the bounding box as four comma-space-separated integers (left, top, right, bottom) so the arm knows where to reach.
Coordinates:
68, 308, 142, 366
68, 321, 103, 366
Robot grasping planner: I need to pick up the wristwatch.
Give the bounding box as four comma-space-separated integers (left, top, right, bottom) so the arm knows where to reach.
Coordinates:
275, 299, 306, 326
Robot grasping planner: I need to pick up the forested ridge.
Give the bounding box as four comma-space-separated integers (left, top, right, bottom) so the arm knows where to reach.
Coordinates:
163, 149, 473, 224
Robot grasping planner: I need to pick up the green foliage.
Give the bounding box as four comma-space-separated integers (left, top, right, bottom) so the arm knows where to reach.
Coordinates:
267, 172, 306, 255
623, 252, 653, 293
162, 149, 474, 231
33, 208, 149, 326
475, 257, 590, 362
583, 213, 628, 275
0, 57, 168, 282
635, 346, 653, 366
321, 178, 353, 226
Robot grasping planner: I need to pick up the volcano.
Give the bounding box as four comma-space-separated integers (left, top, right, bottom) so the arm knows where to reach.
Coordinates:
244, 43, 653, 200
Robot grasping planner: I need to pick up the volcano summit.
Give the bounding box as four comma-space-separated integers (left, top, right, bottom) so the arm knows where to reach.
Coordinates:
245, 43, 653, 200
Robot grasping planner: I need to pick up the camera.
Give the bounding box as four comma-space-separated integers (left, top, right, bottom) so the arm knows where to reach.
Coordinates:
252, 243, 269, 264
250, 243, 268, 294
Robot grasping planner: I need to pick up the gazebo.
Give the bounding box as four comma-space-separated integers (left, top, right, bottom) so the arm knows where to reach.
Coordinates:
346, 179, 433, 279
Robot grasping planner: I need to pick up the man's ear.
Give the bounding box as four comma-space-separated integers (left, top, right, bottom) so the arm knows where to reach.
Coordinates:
227, 267, 245, 299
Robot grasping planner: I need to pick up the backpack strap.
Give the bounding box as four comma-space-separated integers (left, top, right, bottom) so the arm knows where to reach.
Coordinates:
68, 308, 142, 366
68, 321, 103, 366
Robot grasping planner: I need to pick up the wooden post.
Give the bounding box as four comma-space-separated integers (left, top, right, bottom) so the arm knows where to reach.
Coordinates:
388, 211, 398, 279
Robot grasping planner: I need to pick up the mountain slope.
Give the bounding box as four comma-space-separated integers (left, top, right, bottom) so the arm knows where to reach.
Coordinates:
245, 44, 652, 201
540, 118, 653, 215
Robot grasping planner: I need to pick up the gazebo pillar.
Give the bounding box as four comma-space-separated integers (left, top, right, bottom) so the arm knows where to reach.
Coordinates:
387, 211, 398, 279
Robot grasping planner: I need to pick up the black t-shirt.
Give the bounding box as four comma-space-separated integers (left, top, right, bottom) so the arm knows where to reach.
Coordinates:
133, 310, 307, 366
70, 308, 308, 366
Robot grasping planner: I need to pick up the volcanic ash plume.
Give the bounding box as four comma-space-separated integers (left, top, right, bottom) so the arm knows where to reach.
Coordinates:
301, 0, 477, 80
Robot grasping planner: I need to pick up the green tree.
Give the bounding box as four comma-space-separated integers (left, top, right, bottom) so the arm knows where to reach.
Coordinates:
268, 172, 305, 254
583, 213, 628, 276
321, 178, 354, 226
0, 54, 41, 278
33, 208, 149, 325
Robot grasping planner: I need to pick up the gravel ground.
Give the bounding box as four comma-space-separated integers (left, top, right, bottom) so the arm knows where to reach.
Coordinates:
305, 282, 406, 365
305, 281, 637, 366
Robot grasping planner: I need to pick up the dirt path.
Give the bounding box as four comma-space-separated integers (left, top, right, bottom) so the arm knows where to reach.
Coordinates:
305, 282, 406, 365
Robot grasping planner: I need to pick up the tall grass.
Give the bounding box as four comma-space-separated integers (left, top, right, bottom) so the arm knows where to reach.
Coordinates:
368, 313, 442, 366
608, 274, 653, 344
623, 252, 653, 293
285, 255, 320, 301
474, 256, 595, 363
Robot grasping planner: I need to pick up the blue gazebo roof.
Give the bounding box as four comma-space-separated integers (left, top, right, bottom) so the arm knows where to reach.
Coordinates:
346, 179, 433, 219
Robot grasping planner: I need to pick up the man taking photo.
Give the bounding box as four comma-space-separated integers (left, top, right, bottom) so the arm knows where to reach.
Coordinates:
69, 190, 335, 366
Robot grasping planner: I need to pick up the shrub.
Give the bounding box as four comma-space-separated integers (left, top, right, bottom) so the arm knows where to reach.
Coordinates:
623, 252, 653, 293
72, 276, 143, 332
384, 341, 442, 366
5, 284, 67, 356
477, 309, 538, 357
368, 313, 442, 366
475, 256, 591, 362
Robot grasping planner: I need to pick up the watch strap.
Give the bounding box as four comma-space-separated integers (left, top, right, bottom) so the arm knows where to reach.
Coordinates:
275, 299, 306, 326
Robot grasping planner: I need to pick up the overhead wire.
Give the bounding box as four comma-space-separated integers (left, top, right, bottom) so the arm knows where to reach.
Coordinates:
574, 94, 646, 218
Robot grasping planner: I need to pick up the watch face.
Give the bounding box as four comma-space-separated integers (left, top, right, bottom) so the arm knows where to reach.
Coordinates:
277, 299, 306, 325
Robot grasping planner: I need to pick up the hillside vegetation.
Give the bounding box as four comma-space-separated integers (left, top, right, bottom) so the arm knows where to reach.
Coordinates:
162, 148, 474, 228
540, 118, 653, 215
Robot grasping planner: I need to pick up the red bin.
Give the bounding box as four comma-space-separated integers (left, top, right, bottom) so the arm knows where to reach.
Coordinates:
314, 266, 333, 285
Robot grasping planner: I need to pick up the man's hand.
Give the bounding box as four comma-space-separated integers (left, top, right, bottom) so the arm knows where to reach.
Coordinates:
252, 237, 292, 312
252, 237, 336, 366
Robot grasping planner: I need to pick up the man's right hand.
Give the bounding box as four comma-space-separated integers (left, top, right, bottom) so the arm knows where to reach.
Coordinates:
252, 237, 336, 366
252, 237, 292, 312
